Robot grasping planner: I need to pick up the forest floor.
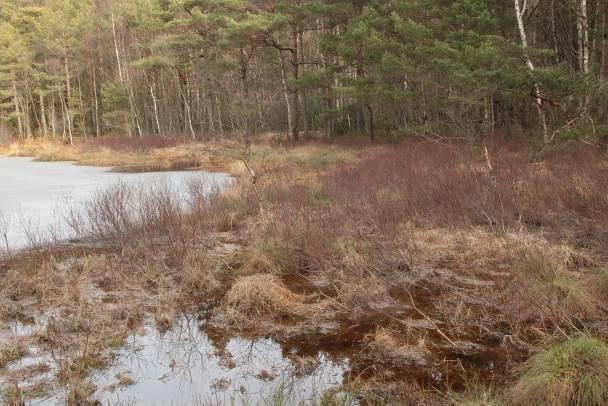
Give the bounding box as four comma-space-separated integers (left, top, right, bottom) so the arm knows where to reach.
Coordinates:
1, 136, 608, 405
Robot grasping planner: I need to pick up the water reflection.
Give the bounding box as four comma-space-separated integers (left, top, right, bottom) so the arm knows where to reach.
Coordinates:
94, 315, 348, 405
0, 314, 348, 405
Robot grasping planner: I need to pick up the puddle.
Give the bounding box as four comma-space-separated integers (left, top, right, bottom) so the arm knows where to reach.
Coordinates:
94, 315, 348, 405
1, 315, 349, 405
0, 319, 42, 338
0, 318, 61, 405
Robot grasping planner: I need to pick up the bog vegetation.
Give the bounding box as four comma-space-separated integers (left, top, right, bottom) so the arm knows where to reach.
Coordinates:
1, 0, 608, 405
1, 139, 607, 404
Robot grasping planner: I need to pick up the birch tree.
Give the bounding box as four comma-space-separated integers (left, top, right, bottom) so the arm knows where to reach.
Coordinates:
514, 0, 550, 143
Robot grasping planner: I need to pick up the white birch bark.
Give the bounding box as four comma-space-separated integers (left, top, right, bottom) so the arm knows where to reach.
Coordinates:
514, 0, 549, 143
278, 50, 293, 139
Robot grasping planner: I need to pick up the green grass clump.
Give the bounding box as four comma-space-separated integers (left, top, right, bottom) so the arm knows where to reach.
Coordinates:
511, 336, 608, 406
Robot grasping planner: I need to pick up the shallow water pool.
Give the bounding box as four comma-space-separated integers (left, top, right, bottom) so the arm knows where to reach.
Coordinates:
0, 157, 231, 249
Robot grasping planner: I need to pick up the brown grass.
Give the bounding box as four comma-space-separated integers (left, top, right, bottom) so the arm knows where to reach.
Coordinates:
0, 341, 27, 370
205, 138, 608, 396
218, 274, 332, 333
236, 240, 296, 275
0, 136, 368, 176
1, 137, 608, 404
505, 244, 601, 334
0, 137, 229, 173
366, 326, 431, 365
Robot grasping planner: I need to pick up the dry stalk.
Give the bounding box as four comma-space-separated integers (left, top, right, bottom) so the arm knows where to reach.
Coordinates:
406, 290, 462, 352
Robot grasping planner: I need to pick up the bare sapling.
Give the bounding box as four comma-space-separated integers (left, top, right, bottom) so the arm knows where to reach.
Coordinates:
0, 210, 11, 260
18, 213, 45, 252
221, 77, 268, 219
237, 136, 266, 218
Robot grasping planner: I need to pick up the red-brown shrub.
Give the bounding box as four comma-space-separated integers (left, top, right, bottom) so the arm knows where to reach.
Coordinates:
253, 139, 608, 261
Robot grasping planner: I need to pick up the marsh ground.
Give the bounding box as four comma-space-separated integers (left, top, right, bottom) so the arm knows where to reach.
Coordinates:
1, 136, 607, 405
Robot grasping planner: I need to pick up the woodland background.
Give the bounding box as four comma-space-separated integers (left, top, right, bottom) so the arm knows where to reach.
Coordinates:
1, 0, 607, 144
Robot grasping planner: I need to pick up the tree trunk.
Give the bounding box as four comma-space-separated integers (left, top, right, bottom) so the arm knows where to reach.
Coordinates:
179, 82, 196, 140
514, 0, 550, 143
23, 97, 32, 139
13, 81, 23, 138
39, 92, 48, 137
578, 0, 591, 109
50, 94, 57, 138
602, 4, 608, 77
112, 9, 142, 138
578, 0, 590, 74
78, 75, 87, 140
63, 48, 73, 144
215, 91, 224, 135
278, 50, 294, 140
366, 104, 375, 142
321, 21, 334, 138
111, 11, 124, 83
290, 23, 300, 141
204, 84, 215, 136
298, 30, 309, 138
93, 67, 100, 137
239, 48, 249, 98
551, 0, 559, 59
60, 92, 73, 145
26, 87, 39, 134
150, 81, 163, 136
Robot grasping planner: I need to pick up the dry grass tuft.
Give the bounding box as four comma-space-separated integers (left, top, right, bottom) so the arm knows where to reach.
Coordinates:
177, 250, 222, 295
237, 241, 295, 275
593, 268, 608, 296
66, 379, 97, 406
450, 378, 507, 406
366, 327, 430, 365
335, 276, 395, 315
0, 341, 27, 370
508, 245, 600, 328
222, 274, 329, 325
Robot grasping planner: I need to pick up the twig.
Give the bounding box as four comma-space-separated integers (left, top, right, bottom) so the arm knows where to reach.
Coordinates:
407, 290, 464, 352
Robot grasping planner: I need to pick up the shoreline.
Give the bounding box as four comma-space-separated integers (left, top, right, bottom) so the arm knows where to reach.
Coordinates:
0, 138, 235, 175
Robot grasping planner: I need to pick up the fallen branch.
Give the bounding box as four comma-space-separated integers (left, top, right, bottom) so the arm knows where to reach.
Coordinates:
407, 290, 464, 352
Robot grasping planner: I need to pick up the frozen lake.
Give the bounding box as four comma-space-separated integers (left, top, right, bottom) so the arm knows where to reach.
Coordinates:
0, 157, 231, 250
